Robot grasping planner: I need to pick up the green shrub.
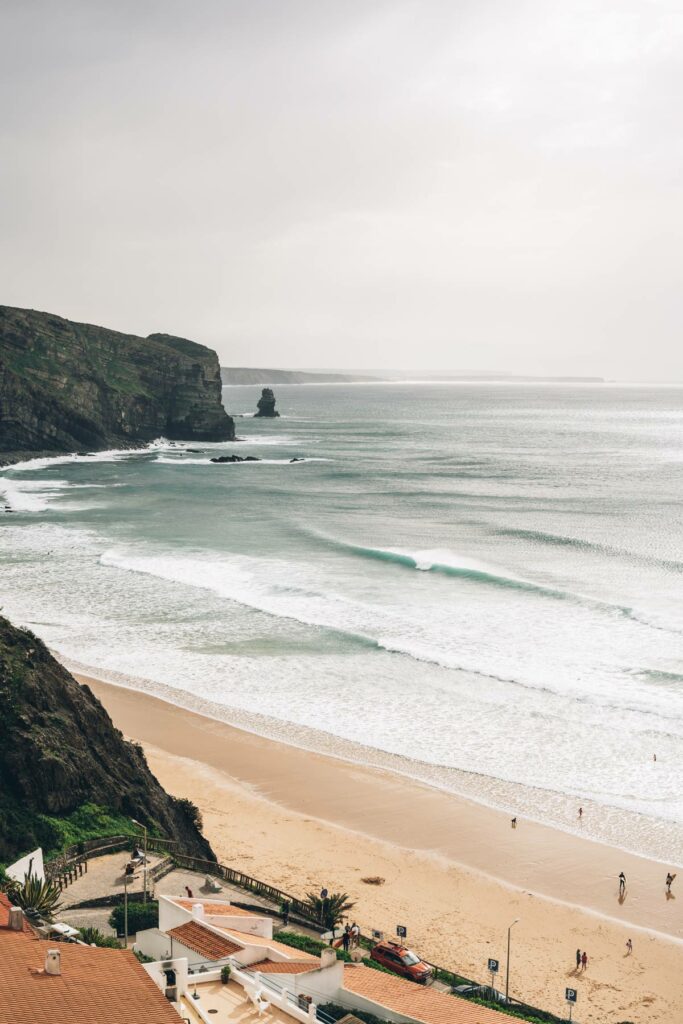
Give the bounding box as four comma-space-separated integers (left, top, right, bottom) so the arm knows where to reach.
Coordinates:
174, 797, 203, 831
109, 900, 158, 935
318, 1005, 390, 1024
79, 926, 122, 948
220, 964, 231, 984
134, 949, 156, 964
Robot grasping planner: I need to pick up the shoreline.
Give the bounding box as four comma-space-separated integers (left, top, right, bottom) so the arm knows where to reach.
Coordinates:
76, 670, 682, 943
74, 670, 683, 1021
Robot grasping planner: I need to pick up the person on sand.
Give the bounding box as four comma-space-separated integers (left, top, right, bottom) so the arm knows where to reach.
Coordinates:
578, 807, 583, 820
666, 872, 676, 893
575, 949, 581, 970
626, 938, 633, 955
511, 817, 517, 829
619, 872, 626, 895
581, 951, 588, 971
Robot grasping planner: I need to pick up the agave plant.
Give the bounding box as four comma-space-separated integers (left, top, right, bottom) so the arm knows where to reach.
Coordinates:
7, 874, 63, 922
304, 891, 355, 931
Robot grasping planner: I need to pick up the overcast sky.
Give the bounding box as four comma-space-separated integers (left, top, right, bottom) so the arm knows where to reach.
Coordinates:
2, 1, 683, 377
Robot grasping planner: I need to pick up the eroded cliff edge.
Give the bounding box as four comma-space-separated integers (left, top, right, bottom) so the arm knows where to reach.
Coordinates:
0, 305, 234, 460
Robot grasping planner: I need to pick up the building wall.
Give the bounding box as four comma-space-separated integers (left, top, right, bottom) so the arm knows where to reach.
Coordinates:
7, 847, 45, 883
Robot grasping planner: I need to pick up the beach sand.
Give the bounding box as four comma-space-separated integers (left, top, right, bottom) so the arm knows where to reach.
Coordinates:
78, 673, 683, 1023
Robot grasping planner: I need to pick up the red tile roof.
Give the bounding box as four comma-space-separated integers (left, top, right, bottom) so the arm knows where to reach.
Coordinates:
343, 964, 521, 1024
0, 894, 179, 1024
248, 959, 316, 975
168, 920, 242, 960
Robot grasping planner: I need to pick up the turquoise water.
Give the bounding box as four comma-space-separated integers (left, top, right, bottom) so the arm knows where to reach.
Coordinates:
1, 382, 683, 861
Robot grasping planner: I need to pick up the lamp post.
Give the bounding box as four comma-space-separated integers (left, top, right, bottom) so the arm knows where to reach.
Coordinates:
505, 918, 520, 1003
131, 819, 148, 904
123, 871, 129, 947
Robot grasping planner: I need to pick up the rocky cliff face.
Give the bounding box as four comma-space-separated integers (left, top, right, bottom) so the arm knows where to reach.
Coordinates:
0, 616, 214, 863
0, 306, 234, 458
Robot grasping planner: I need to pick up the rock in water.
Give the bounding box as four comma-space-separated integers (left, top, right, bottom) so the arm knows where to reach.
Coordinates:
254, 387, 279, 417
210, 454, 261, 463
0, 305, 235, 460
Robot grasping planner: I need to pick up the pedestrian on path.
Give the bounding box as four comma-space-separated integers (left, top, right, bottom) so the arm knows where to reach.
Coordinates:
342, 926, 351, 953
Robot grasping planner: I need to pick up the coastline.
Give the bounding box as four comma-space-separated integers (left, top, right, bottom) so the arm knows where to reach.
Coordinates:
72, 669, 683, 1023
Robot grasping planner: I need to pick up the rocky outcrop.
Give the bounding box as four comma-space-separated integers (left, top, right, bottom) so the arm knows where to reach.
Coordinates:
254, 388, 279, 418
0, 306, 234, 460
210, 454, 261, 463
0, 616, 214, 863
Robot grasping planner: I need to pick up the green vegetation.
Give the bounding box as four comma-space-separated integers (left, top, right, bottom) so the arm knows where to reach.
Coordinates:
78, 926, 122, 949
134, 949, 157, 964
173, 797, 203, 831
220, 964, 231, 984
274, 931, 393, 974
318, 1004, 391, 1024
463, 995, 563, 1024
0, 801, 140, 863
109, 900, 159, 935
5, 875, 62, 922
303, 891, 355, 930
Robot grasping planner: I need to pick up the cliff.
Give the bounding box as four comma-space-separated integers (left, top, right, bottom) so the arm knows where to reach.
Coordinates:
0, 306, 234, 459
0, 616, 214, 864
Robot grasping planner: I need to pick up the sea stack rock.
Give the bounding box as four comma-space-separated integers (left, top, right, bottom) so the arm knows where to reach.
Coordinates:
254, 387, 279, 418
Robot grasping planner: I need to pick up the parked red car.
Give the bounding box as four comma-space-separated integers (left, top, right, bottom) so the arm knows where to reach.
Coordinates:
370, 940, 433, 984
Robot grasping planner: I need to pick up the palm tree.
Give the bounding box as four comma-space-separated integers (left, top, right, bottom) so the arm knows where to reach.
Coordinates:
304, 891, 355, 931
6, 874, 62, 923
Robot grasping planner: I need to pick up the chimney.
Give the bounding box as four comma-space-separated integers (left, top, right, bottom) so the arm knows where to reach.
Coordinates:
320, 947, 337, 970
8, 907, 24, 931
191, 903, 204, 921
45, 949, 61, 976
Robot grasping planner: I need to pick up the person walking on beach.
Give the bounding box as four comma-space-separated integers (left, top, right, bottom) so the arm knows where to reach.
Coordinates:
575, 949, 581, 970
511, 816, 517, 829
626, 938, 633, 955
578, 807, 583, 820
619, 872, 626, 895
666, 872, 676, 893
581, 951, 588, 971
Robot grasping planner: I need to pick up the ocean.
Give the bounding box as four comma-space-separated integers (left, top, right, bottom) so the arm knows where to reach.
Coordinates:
1, 382, 682, 863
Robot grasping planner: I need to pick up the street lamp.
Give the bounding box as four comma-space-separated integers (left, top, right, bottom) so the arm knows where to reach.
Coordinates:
131, 819, 148, 904
123, 871, 129, 948
505, 918, 520, 1003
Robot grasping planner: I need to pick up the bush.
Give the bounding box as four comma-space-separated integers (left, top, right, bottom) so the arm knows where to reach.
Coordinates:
79, 926, 122, 948
134, 949, 156, 964
174, 797, 203, 831
274, 931, 393, 973
109, 900, 159, 935
221, 964, 231, 984
318, 1005, 390, 1024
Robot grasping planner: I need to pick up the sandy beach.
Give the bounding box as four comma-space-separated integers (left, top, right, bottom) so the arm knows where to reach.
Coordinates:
78, 672, 683, 1023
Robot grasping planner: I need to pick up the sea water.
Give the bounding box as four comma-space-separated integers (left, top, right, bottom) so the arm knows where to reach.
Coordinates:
1, 382, 682, 862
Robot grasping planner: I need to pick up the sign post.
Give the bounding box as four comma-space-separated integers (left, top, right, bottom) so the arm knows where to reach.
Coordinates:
565, 987, 577, 1022
396, 925, 407, 940
488, 958, 499, 993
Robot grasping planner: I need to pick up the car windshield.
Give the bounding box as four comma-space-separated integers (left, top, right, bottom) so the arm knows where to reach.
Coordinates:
401, 952, 421, 966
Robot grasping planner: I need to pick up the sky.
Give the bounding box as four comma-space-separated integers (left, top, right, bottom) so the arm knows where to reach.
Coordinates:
1, 1, 683, 378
